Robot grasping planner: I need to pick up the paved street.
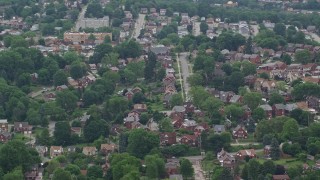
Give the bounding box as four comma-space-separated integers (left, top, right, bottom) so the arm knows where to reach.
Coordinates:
74, 5, 87, 31
193, 22, 201, 36
184, 156, 205, 180
132, 13, 146, 40
177, 52, 192, 100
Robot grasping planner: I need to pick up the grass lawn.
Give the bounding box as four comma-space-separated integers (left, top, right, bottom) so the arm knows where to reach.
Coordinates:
256, 158, 315, 168
236, 134, 256, 143
13, 133, 31, 143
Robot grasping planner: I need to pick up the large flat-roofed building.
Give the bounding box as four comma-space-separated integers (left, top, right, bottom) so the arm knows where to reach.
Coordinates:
64, 32, 112, 44
75, 16, 109, 30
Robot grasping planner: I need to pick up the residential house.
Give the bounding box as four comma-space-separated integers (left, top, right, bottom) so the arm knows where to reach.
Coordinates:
150, 45, 169, 56
264, 145, 271, 158
229, 95, 243, 104
100, 144, 117, 155
35, 146, 48, 157
80, 114, 91, 127
50, 146, 63, 158
160, 132, 177, 146
259, 104, 273, 118
140, 8, 148, 14
232, 125, 248, 139
184, 102, 195, 114
272, 175, 290, 180
165, 159, 180, 175
14, 122, 32, 134
306, 96, 320, 111
65, 146, 77, 153
213, 125, 226, 134
0, 132, 11, 142
180, 135, 198, 146
217, 149, 236, 169
56, 85, 68, 91
285, 103, 298, 114
236, 149, 256, 160
273, 104, 285, 116
133, 104, 148, 112
181, 119, 197, 131
24, 166, 43, 180
160, 9, 166, 16
0, 119, 8, 132
71, 127, 82, 136
82, 146, 97, 156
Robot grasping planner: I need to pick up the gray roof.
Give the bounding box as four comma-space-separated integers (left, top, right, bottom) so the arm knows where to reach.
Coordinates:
150, 46, 169, 55
285, 103, 297, 111
172, 106, 186, 113
274, 104, 285, 110
259, 104, 272, 111
229, 95, 241, 103
213, 125, 225, 133
80, 114, 91, 122
0, 119, 8, 123
0, 132, 11, 137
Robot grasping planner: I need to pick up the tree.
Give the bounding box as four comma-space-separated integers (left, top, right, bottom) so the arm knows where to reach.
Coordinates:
270, 138, 280, 160
170, 93, 183, 107
244, 92, 262, 110
159, 118, 174, 132
290, 108, 310, 126
259, 72, 269, 79
54, 121, 71, 145
56, 90, 78, 113
294, 50, 312, 64
65, 164, 80, 175
87, 165, 103, 179
200, 97, 223, 120
188, 73, 204, 86
226, 71, 244, 92
84, 119, 108, 142
0, 140, 40, 173
273, 23, 286, 37
241, 164, 249, 180
70, 62, 86, 79
252, 107, 266, 121
36, 128, 51, 146
3, 167, 23, 180
144, 51, 157, 82
268, 92, 285, 106
110, 153, 141, 180
262, 160, 275, 175
244, 37, 253, 54
281, 119, 300, 140
127, 129, 160, 158
53, 70, 68, 87
190, 86, 210, 108
200, 22, 208, 34
102, 52, 119, 67
224, 104, 245, 122
83, 90, 99, 107
16, 73, 31, 88
248, 159, 261, 180
242, 61, 256, 76
262, 134, 274, 146
145, 155, 166, 179
52, 168, 72, 180
180, 158, 194, 179
132, 92, 145, 104
217, 167, 233, 180
282, 54, 292, 65
292, 82, 320, 100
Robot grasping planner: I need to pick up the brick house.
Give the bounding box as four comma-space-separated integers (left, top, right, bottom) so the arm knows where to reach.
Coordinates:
259, 104, 273, 119
236, 149, 256, 160
180, 135, 198, 146
232, 125, 248, 139
14, 122, 32, 134
50, 146, 63, 158
0, 119, 8, 132
160, 132, 177, 146
133, 104, 148, 112
0, 132, 12, 142
273, 104, 286, 116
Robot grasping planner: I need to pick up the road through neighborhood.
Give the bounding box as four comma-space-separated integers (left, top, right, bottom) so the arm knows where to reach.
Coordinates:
132, 13, 146, 40
177, 52, 192, 100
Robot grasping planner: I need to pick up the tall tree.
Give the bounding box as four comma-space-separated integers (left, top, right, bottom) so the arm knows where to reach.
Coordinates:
294, 50, 312, 64
52, 168, 72, 180
270, 138, 280, 160
54, 121, 71, 145
248, 159, 261, 180
200, 22, 208, 34
244, 92, 262, 110
273, 23, 286, 37
244, 37, 253, 54
180, 158, 194, 179
56, 90, 78, 113
84, 119, 109, 142
144, 51, 157, 82
145, 155, 166, 179
53, 70, 68, 87
127, 129, 159, 158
